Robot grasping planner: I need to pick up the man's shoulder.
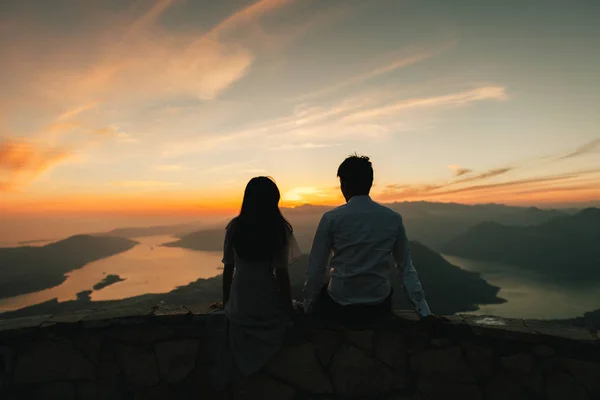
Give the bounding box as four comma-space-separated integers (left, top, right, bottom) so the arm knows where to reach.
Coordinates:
372, 201, 403, 219
322, 203, 349, 218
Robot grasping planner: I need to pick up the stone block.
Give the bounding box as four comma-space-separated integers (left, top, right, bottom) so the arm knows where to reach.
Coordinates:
233, 374, 295, 400
394, 310, 421, 322
83, 307, 152, 322
343, 329, 374, 353
483, 373, 528, 400
154, 339, 199, 383
0, 315, 52, 332
312, 330, 340, 367
461, 342, 494, 378
417, 382, 482, 400
556, 358, 600, 395
14, 340, 95, 383
532, 344, 555, 357
141, 325, 174, 344
410, 346, 475, 383
97, 360, 121, 379
501, 353, 544, 396
103, 325, 142, 344
0, 346, 14, 374
184, 304, 212, 315
374, 332, 407, 370
152, 304, 191, 317
33, 382, 75, 400
115, 343, 160, 388
265, 343, 333, 393
330, 344, 405, 397
48, 310, 94, 323
546, 370, 590, 400
77, 380, 123, 400
75, 333, 103, 364
133, 383, 172, 400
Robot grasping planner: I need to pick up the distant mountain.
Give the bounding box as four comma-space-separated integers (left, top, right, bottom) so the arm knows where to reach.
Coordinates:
165, 201, 567, 253
442, 208, 600, 280
0, 235, 138, 299
96, 222, 207, 239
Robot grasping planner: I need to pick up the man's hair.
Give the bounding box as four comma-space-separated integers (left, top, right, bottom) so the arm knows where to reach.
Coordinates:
337, 153, 373, 195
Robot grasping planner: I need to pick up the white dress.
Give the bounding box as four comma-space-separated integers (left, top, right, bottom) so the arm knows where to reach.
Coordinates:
212, 220, 301, 385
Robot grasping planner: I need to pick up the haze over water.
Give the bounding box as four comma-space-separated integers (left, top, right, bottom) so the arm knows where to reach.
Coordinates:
0, 235, 223, 313
444, 255, 600, 320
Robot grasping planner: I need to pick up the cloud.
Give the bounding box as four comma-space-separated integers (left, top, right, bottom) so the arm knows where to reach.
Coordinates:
56, 102, 99, 121
452, 167, 513, 185
0, 139, 71, 191
207, 0, 295, 39
342, 86, 508, 123
447, 165, 472, 177
555, 138, 600, 161
293, 40, 457, 102
378, 168, 600, 202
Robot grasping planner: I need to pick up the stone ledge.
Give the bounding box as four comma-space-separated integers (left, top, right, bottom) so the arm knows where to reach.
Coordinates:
1, 306, 598, 346
0, 306, 599, 399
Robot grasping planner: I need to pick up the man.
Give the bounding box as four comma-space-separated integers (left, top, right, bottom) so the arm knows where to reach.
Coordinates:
303, 154, 435, 322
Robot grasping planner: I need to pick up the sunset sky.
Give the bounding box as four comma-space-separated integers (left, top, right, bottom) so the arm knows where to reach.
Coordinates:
1, 0, 600, 220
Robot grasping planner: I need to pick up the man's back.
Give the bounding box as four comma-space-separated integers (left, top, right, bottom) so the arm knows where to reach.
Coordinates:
303, 154, 430, 318
307, 195, 403, 306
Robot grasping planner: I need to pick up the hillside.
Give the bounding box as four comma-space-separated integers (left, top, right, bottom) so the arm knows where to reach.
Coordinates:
0, 235, 138, 299
442, 208, 600, 279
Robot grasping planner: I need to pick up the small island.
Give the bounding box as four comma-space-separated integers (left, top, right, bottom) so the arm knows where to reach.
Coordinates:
93, 274, 125, 291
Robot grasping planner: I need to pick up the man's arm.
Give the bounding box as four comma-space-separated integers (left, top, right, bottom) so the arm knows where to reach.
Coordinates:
303, 214, 333, 312
392, 216, 431, 318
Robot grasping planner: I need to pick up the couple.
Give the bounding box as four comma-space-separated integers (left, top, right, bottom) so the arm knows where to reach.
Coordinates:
213, 154, 439, 385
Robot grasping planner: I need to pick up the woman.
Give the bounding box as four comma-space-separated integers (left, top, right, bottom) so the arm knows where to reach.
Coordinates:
211, 176, 301, 387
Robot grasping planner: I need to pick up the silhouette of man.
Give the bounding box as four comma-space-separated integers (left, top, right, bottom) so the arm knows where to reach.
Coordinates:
303, 154, 434, 322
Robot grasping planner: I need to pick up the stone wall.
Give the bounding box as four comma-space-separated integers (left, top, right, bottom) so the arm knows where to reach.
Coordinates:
1, 305, 599, 399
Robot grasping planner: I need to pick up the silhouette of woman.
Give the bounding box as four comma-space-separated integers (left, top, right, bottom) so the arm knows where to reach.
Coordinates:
211, 176, 301, 387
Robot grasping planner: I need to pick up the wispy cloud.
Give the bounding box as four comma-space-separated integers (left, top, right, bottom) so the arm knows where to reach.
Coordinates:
342, 86, 508, 123
378, 169, 600, 202
56, 102, 99, 121
447, 165, 472, 177
293, 40, 457, 102
555, 138, 600, 161
0, 139, 71, 191
452, 167, 513, 185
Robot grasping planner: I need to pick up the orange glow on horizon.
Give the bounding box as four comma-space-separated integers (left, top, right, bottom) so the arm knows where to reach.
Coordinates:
2, 185, 599, 216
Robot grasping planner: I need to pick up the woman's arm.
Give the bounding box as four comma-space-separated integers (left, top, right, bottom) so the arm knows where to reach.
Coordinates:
223, 263, 234, 304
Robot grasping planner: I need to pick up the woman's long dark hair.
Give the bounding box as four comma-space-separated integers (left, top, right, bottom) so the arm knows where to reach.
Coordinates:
231, 176, 292, 262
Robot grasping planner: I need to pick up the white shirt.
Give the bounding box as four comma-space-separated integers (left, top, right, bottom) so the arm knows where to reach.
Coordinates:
303, 195, 431, 317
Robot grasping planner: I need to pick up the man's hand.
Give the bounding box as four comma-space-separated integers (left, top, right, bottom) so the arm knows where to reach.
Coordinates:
209, 301, 225, 310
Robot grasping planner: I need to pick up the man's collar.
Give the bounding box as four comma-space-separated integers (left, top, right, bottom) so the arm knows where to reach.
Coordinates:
347, 195, 372, 204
